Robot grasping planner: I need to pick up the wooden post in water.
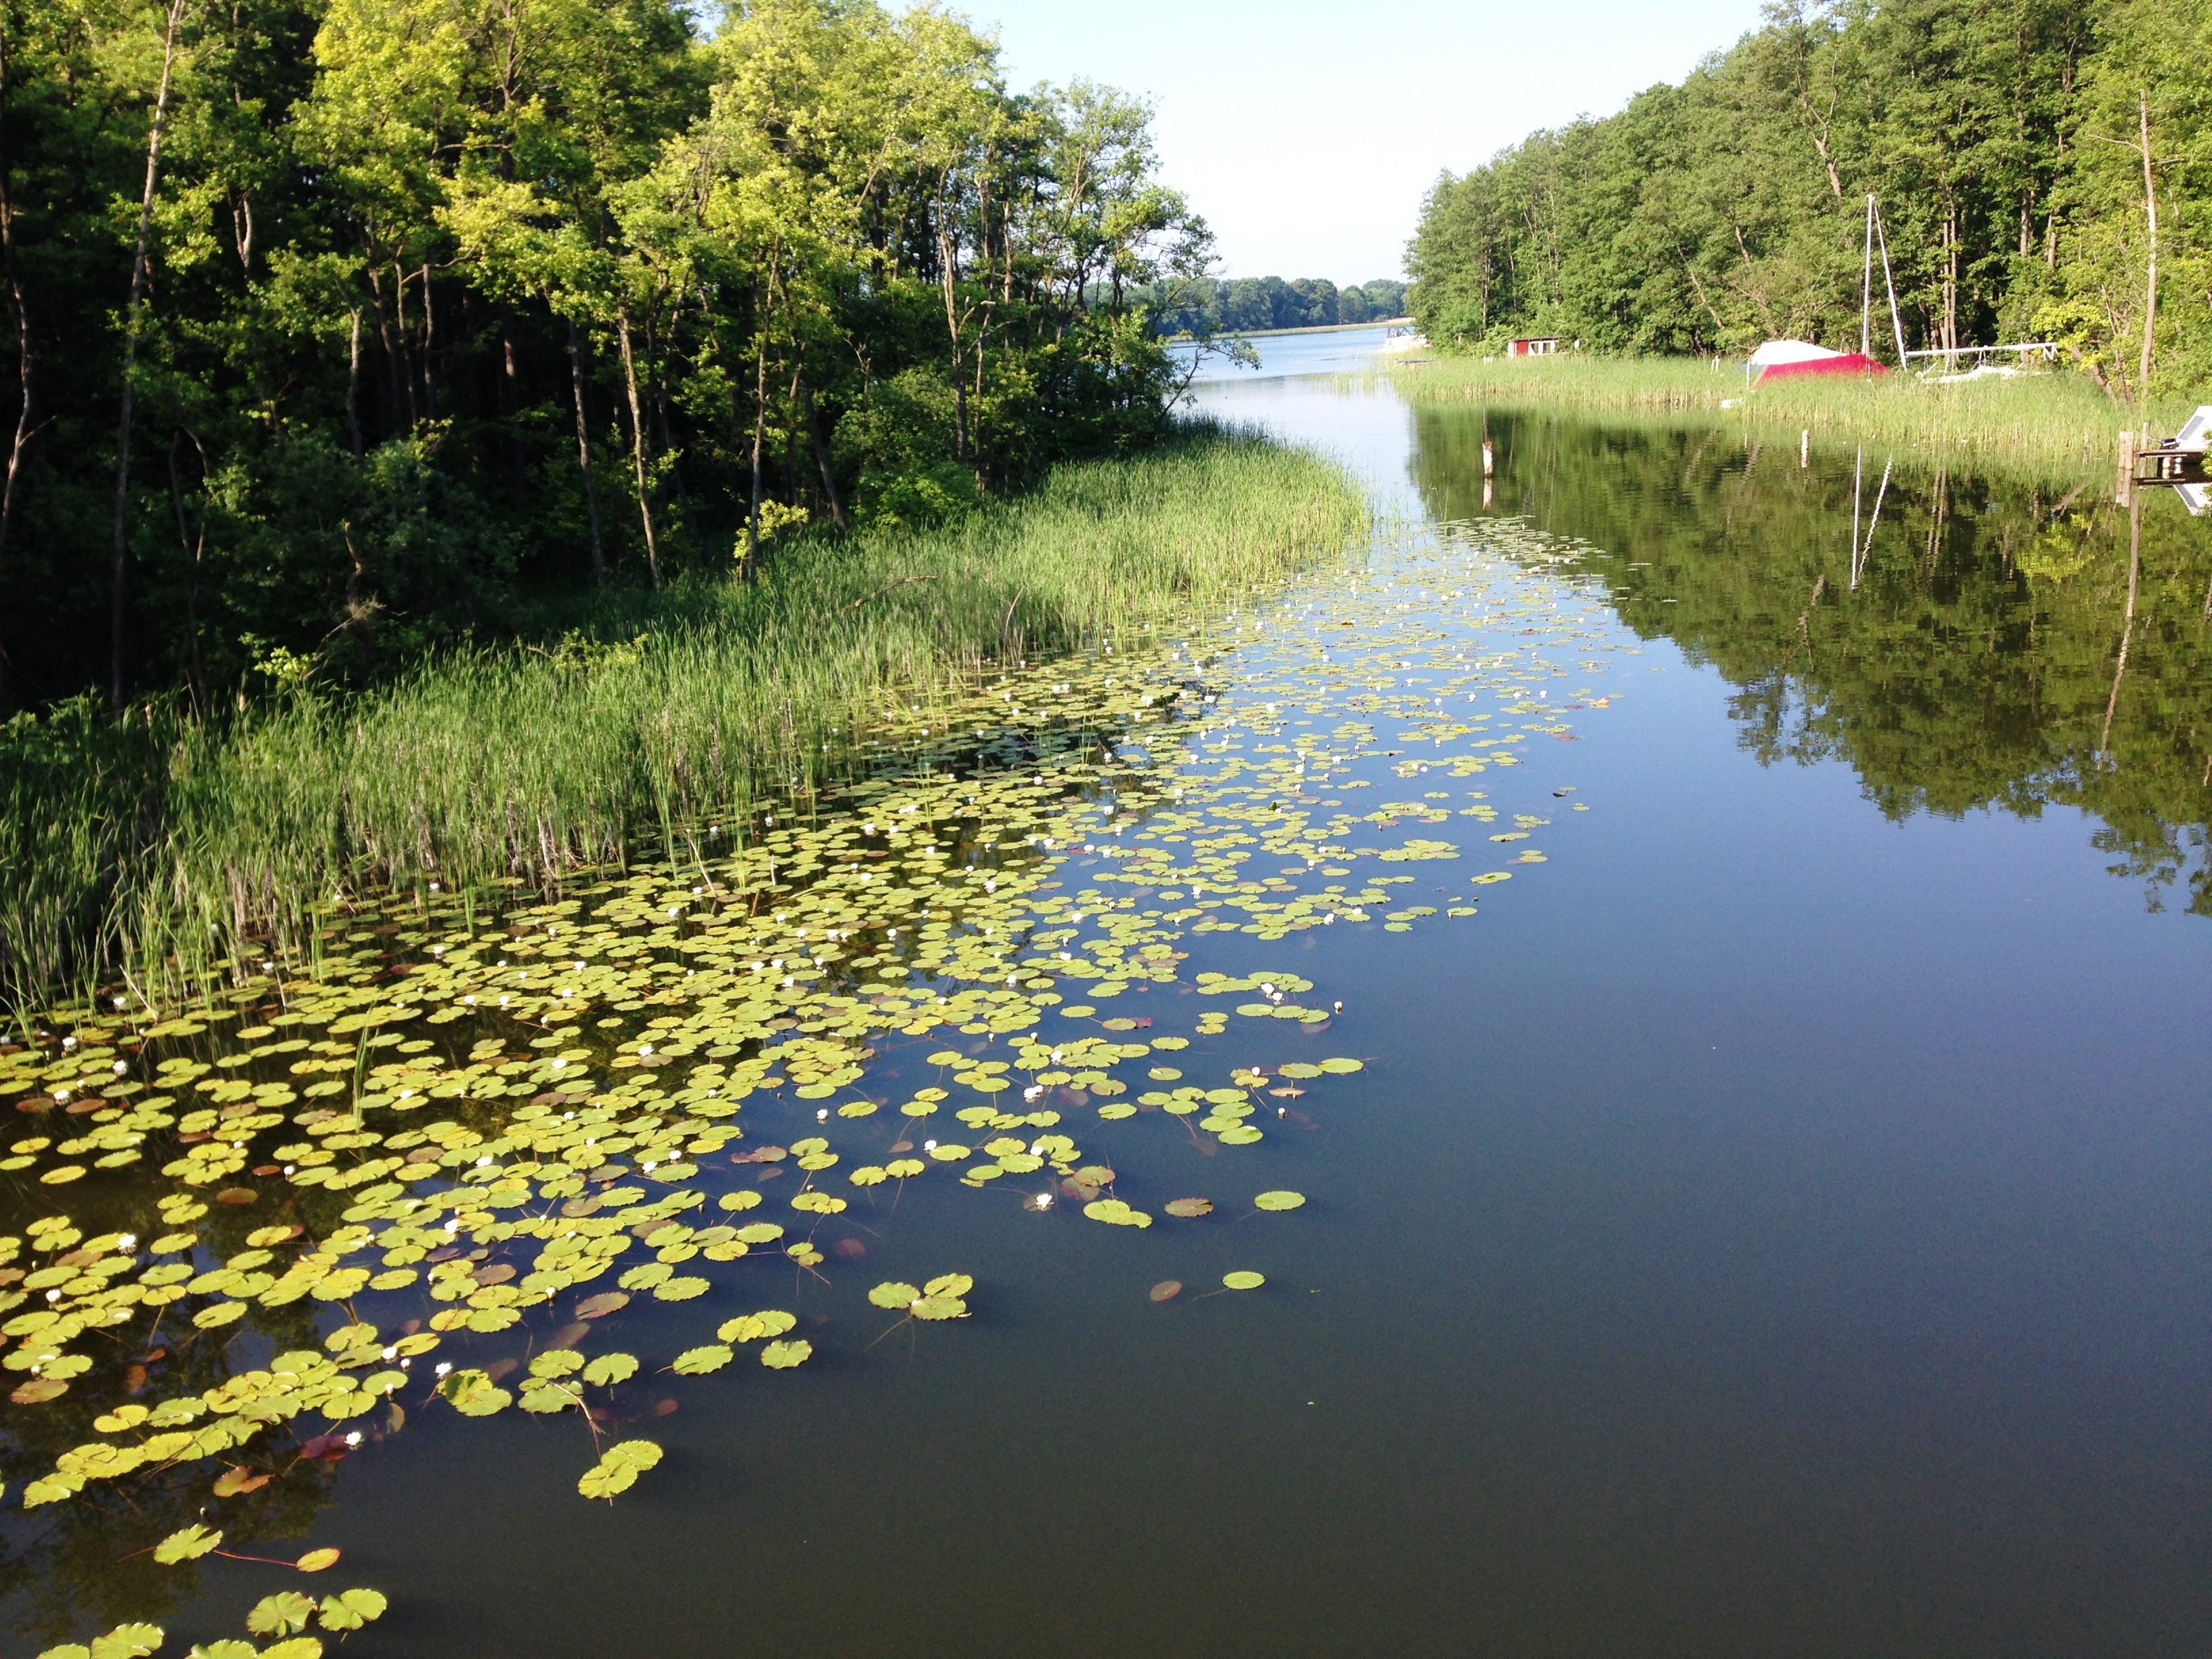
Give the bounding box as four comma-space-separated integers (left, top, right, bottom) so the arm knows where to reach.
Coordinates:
2117, 428, 2135, 505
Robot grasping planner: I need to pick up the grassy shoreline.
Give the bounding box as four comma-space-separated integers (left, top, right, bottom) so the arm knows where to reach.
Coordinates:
1382, 354, 2196, 478
1, 434, 1368, 1016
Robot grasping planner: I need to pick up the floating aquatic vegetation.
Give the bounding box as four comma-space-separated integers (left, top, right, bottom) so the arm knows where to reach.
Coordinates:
30, 1576, 379, 1659
1, 511, 1631, 1649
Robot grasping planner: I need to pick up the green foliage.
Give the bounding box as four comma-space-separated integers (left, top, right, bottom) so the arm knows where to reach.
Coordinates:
0, 434, 1357, 1008
1408, 0, 2212, 400
0, 0, 1212, 713
1145, 276, 1408, 336
1389, 352, 2192, 471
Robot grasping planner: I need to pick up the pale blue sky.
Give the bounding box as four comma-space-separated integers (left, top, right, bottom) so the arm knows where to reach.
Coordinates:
947, 0, 1771, 286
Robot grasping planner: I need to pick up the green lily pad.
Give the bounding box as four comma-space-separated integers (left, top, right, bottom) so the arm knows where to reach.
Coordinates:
577, 1439, 662, 1500
316, 1588, 386, 1631
719, 1311, 798, 1343
581, 1353, 639, 1387
247, 1591, 316, 1637
154, 1524, 221, 1564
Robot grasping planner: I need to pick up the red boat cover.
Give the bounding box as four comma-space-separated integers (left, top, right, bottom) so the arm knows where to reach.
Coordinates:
1755, 352, 1887, 384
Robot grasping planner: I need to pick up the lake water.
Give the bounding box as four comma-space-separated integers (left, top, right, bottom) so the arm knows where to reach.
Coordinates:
1172, 320, 1408, 384
8, 337, 2210, 1657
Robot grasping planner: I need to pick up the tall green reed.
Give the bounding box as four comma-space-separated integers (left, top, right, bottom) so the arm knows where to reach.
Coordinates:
1382, 354, 2193, 478
1, 434, 1367, 1016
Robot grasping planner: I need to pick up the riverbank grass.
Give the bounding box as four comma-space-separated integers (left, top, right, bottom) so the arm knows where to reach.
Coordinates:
2, 434, 1367, 1015
1385, 354, 2192, 474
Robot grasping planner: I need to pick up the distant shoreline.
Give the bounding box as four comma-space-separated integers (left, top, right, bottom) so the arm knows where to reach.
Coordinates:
1170, 316, 1413, 342
1379, 352, 2187, 477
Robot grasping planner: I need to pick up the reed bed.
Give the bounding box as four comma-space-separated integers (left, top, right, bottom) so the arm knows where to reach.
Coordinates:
1382, 354, 2194, 477
1, 434, 1367, 1016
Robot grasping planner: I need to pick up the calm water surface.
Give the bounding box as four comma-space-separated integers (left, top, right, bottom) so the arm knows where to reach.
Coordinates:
13, 354, 2211, 1657
1172, 321, 1406, 383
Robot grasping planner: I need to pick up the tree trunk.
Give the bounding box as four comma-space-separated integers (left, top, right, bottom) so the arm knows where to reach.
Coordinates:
937, 222, 968, 464
346, 308, 364, 462
652, 352, 691, 537
167, 428, 206, 705
388, 262, 417, 429
110, 0, 188, 712
565, 317, 604, 585
745, 320, 767, 575
499, 312, 526, 504
1940, 203, 1959, 357
803, 380, 846, 530
419, 262, 436, 419
0, 28, 35, 716
615, 306, 659, 588
2137, 90, 2158, 403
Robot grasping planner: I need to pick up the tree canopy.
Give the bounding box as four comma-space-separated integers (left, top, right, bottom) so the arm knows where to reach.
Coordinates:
1147, 275, 1408, 335
0, 0, 1213, 712
1408, 0, 2211, 397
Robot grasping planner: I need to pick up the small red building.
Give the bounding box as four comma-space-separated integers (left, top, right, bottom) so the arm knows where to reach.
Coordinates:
1508, 337, 1563, 357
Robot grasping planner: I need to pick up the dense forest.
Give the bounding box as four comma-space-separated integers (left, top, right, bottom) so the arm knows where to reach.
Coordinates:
1147, 274, 1407, 335
1407, 0, 2211, 396
0, 0, 1216, 714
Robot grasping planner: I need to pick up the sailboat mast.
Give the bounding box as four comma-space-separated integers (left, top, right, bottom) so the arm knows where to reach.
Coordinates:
1874, 201, 1908, 368
1862, 196, 1875, 358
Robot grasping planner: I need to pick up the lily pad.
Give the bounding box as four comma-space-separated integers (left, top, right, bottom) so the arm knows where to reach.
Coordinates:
578, 1439, 662, 1500
315, 1589, 387, 1631
1252, 1191, 1307, 1211
1221, 1271, 1267, 1290
1081, 1198, 1152, 1228
719, 1311, 798, 1343
672, 1345, 733, 1375
581, 1353, 639, 1387
154, 1524, 221, 1564
248, 1592, 316, 1637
